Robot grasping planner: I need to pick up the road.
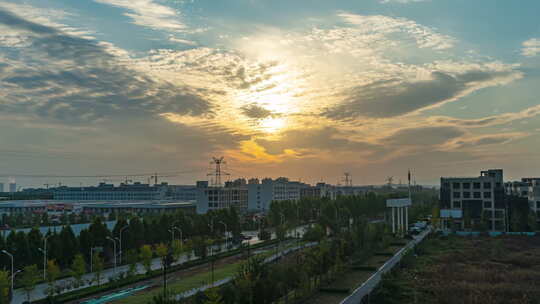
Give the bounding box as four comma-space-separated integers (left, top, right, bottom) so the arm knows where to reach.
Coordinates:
11, 225, 310, 303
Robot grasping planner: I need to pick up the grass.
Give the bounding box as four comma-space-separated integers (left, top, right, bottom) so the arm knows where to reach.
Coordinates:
113, 240, 308, 304
371, 235, 540, 304
114, 261, 242, 304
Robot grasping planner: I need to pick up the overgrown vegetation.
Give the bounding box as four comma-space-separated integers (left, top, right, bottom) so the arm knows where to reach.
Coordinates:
371, 235, 540, 304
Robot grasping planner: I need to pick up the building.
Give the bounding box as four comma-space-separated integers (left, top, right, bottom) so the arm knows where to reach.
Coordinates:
53, 182, 169, 201
440, 169, 505, 231
196, 179, 248, 214
247, 177, 309, 212
0, 183, 3, 192
9, 182, 16, 193
81, 201, 195, 215
0, 200, 194, 216
300, 182, 337, 200
506, 178, 540, 226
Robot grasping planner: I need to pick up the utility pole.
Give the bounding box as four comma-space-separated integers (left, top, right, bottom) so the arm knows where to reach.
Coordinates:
207, 157, 230, 187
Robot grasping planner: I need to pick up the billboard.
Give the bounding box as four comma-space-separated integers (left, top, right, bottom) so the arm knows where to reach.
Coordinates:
386, 198, 412, 207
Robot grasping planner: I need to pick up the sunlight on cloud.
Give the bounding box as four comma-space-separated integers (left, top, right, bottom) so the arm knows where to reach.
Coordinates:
521, 38, 540, 57
93, 0, 186, 31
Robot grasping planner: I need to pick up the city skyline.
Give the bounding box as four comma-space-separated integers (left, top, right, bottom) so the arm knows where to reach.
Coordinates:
1, 0, 540, 187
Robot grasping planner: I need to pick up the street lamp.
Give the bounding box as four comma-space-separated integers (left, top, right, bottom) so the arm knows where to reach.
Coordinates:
208, 219, 214, 286
119, 225, 129, 265
173, 227, 183, 252
1, 250, 14, 296
219, 221, 227, 250
39, 234, 52, 280
106, 237, 118, 274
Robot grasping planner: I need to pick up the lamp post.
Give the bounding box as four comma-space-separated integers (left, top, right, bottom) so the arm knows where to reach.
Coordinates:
1, 250, 13, 296
208, 219, 214, 286
119, 225, 129, 265
106, 237, 118, 274
39, 234, 52, 280
173, 227, 183, 252
219, 221, 227, 250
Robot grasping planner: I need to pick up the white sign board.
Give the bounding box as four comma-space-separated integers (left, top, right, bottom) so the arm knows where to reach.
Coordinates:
440, 209, 462, 219
386, 198, 412, 207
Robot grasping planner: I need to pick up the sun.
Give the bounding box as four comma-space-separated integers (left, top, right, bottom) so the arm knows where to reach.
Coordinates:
259, 117, 286, 133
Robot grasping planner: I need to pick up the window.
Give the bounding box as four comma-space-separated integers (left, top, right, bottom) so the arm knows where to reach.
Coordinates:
473, 182, 481, 189
484, 201, 492, 208
484, 192, 491, 198
463, 183, 471, 189
463, 192, 471, 198
483, 182, 492, 189
474, 192, 481, 199
537, 201, 540, 209
453, 192, 461, 198
443, 182, 450, 188
453, 201, 461, 208
452, 182, 461, 189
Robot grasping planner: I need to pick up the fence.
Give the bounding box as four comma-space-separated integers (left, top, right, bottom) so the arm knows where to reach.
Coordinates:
339, 227, 432, 304
442, 230, 537, 237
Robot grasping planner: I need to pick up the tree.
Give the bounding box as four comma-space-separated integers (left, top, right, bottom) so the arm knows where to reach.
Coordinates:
71, 254, 86, 288
126, 249, 139, 277
140, 245, 154, 274
528, 212, 538, 232
171, 239, 183, 263
46, 260, 61, 299
21, 264, 40, 302
92, 254, 104, 286
204, 287, 224, 304
0, 270, 9, 304
155, 243, 169, 269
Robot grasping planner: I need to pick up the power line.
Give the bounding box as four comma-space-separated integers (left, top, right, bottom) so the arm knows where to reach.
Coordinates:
0, 169, 204, 179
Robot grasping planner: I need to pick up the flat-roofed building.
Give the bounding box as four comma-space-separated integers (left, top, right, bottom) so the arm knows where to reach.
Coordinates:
440, 169, 505, 231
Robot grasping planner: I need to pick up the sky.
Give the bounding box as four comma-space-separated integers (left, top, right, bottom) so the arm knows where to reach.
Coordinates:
0, 0, 539, 188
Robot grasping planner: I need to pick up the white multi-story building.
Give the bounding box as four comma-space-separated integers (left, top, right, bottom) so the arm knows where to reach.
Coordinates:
9, 182, 16, 193
247, 177, 308, 212
440, 169, 506, 231
196, 180, 248, 214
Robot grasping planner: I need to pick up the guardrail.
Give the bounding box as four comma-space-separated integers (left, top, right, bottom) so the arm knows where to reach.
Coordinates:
339, 227, 432, 304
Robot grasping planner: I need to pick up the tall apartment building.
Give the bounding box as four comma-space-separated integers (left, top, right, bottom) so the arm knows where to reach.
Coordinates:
247, 177, 308, 212
196, 179, 248, 214
440, 169, 505, 231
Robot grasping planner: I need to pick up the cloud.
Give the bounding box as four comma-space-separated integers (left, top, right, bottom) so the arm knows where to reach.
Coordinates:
446, 133, 529, 150
324, 68, 521, 120
522, 38, 540, 57
0, 7, 211, 124
338, 13, 454, 50
429, 104, 540, 128
255, 127, 377, 155
380, 126, 465, 146
93, 0, 186, 31
241, 104, 275, 119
